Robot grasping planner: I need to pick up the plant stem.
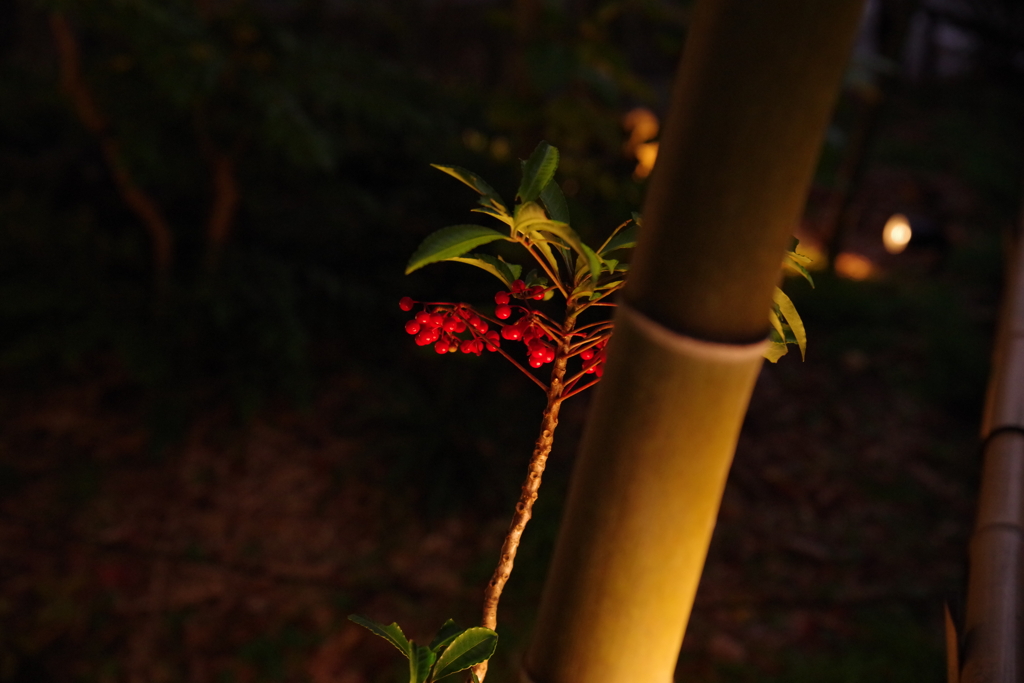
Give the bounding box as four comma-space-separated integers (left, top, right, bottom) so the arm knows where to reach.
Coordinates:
473, 306, 577, 682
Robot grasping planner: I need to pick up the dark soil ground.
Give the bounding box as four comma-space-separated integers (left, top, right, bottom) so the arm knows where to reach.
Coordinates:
0, 220, 999, 682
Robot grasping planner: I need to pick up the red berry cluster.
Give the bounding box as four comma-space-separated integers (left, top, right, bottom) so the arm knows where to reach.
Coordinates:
400, 283, 610, 380
579, 338, 608, 377
399, 296, 499, 355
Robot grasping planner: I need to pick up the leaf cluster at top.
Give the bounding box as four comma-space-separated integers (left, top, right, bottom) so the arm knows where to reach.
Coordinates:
407, 141, 635, 304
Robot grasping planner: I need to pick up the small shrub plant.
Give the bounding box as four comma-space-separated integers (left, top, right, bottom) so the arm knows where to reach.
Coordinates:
351, 141, 813, 681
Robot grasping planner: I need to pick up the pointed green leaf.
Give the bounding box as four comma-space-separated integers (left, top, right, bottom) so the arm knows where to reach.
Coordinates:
523, 269, 549, 288
431, 628, 498, 680
430, 620, 464, 653
783, 253, 815, 287
410, 644, 435, 683
773, 287, 807, 360
763, 341, 789, 363
782, 255, 815, 288
768, 308, 786, 343
406, 225, 510, 274
446, 253, 521, 288
471, 207, 514, 226
431, 165, 509, 215
577, 243, 602, 290
527, 219, 599, 286
348, 615, 411, 658
517, 142, 559, 204
539, 179, 570, 224
601, 223, 638, 255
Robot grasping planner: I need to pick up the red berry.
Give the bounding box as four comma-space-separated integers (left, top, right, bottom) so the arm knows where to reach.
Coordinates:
580, 348, 594, 361
415, 330, 432, 346
529, 357, 544, 368
434, 341, 448, 354
528, 286, 545, 300
415, 311, 431, 324
511, 279, 526, 294
454, 320, 467, 333
399, 296, 415, 311
495, 305, 512, 320
495, 291, 510, 305
501, 325, 522, 341
405, 320, 421, 335
429, 314, 444, 328
595, 364, 604, 377
443, 318, 459, 333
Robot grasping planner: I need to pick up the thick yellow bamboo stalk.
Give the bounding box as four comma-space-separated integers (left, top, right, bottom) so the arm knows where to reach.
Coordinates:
523, 2, 864, 682
958, 227, 1024, 683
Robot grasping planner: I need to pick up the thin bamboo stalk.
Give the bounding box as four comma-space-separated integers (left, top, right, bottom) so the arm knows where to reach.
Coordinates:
958, 224, 1024, 682
523, 2, 864, 682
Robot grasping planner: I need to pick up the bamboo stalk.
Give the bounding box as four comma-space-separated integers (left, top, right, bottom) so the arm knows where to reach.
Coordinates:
523, 2, 864, 682
958, 223, 1024, 682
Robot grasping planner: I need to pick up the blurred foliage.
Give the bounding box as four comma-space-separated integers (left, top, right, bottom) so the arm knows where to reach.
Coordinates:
0, 0, 694, 430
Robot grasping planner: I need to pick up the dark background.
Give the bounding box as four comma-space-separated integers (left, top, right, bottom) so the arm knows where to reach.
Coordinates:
1, 0, 1023, 681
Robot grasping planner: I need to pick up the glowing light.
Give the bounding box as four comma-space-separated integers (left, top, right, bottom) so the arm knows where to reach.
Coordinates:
834, 252, 874, 280
633, 142, 659, 179
622, 108, 659, 153
882, 213, 912, 254
623, 107, 660, 179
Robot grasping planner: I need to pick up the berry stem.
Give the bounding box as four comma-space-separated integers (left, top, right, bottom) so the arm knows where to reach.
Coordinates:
465, 324, 549, 391
560, 377, 601, 401
521, 241, 570, 299
473, 305, 579, 683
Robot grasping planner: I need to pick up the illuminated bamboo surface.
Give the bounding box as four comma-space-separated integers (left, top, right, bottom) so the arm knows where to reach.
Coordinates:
524, 2, 865, 682
959, 229, 1024, 683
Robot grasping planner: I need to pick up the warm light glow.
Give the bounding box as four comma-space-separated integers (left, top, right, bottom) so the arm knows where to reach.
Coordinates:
622, 107, 659, 153
835, 252, 874, 280
623, 108, 660, 179
633, 142, 659, 179
882, 213, 912, 254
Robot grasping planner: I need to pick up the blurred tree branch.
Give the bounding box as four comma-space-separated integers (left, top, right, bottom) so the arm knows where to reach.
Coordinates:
49, 10, 176, 289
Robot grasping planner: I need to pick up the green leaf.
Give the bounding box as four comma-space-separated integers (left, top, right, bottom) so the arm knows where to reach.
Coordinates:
446, 253, 521, 287
523, 269, 549, 288
763, 341, 789, 363
471, 207, 514, 226
783, 253, 815, 287
410, 644, 435, 683
540, 179, 570, 224
431, 628, 498, 680
531, 220, 600, 284
430, 620, 464, 653
773, 287, 807, 360
471, 672, 481, 683
406, 225, 510, 274
577, 243, 603, 290
517, 142, 559, 204
431, 165, 509, 215
768, 309, 786, 343
601, 223, 638, 255
348, 615, 411, 658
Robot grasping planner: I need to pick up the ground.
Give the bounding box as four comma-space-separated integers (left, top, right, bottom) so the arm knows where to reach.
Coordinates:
0, 247, 996, 683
